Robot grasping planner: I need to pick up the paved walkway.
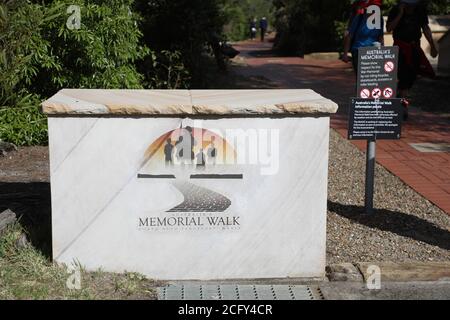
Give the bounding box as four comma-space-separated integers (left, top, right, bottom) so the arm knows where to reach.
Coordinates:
231, 39, 450, 214
158, 261, 450, 300
157, 281, 450, 300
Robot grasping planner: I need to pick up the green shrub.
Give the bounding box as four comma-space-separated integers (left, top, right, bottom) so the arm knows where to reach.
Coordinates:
134, 0, 227, 86
2, 0, 263, 146
1, 0, 147, 147
222, 0, 274, 41
141, 50, 190, 89
273, 0, 350, 55
223, 4, 248, 41
27, 0, 150, 97
0, 96, 48, 146
273, 0, 449, 56
0, 0, 59, 107
0, 0, 187, 146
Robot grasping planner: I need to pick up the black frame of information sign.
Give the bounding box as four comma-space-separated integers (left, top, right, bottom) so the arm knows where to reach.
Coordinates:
349, 45, 402, 141
348, 98, 403, 140
357, 46, 399, 99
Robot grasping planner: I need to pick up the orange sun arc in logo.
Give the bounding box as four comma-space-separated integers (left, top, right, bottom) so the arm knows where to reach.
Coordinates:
140, 127, 237, 168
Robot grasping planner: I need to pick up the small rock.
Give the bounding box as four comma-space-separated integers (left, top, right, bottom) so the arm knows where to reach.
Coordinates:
326, 263, 364, 282
0, 141, 18, 157
0, 209, 17, 235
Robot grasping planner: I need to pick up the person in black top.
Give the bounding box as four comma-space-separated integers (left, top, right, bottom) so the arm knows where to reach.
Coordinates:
387, 0, 438, 120
207, 136, 217, 165
164, 138, 174, 166
174, 126, 197, 165
196, 148, 206, 168
250, 18, 257, 40
342, 0, 384, 74
260, 17, 268, 42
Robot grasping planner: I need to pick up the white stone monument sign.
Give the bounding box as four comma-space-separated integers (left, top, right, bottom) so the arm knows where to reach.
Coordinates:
42, 89, 338, 280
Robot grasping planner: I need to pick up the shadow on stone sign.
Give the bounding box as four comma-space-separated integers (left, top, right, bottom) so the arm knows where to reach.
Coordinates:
328, 201, 450, 251
0, 182, 52, 258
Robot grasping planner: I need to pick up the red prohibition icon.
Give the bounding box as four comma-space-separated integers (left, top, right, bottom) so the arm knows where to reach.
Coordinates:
360, 88, 370, 99
371, 88, 382, 99
383, 87, 394, 98
384, 61, 395, 73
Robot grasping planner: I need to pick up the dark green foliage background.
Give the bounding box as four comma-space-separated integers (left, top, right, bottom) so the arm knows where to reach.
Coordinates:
273, 0, 349, 55
222, 0, 274, 41
273, 0, 449, 55
134, 0, 226, 87
0, 0, 193, 145
0, 103, 48, 146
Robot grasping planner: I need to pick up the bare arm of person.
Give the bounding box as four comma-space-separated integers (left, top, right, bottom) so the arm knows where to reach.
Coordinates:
342, 32, 352, 63
422, 24, 438, 57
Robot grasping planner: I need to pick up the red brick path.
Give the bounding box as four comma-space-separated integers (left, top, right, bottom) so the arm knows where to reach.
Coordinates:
232, 39, 450, 214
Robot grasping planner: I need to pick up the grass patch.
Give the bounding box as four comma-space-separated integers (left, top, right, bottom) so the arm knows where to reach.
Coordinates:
0, 223, 160, 300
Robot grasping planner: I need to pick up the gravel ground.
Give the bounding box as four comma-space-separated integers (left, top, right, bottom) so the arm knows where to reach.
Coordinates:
1, 138, 449, 265
327, 129, 450, 264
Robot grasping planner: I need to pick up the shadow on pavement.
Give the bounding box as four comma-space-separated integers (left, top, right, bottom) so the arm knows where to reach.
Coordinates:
328, 201, 450, 251
0, 182, 52, 258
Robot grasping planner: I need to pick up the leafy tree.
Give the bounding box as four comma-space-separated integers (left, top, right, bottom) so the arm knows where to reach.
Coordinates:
0, 0, 60, 107
272, 0, 449, 56
0, 0, 185, 145
29, 0, 150, 97
222, 2, 248, 41
273, 0, 348, 55
222, 0, 274, 41
134, 0, 227, 86
383, 0, 449, 15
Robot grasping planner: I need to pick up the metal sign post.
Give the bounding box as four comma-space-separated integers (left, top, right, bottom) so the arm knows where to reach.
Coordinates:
365, 96, 379, 216
364, 139, 376, 215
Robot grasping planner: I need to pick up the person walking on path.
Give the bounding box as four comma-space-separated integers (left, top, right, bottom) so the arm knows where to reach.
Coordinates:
164, 138, 174, 166
342, 0, 384, 73
260, 17, 268, 42
196, 148, 206, 168
387, 0, 438, 120
250, 18, 257, 40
